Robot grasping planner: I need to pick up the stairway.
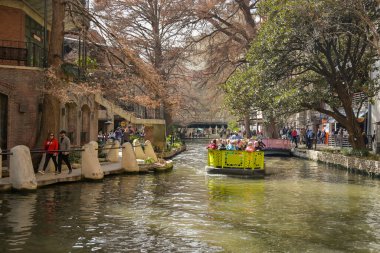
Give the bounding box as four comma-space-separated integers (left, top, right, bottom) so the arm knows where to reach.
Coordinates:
328, 134, 351, 148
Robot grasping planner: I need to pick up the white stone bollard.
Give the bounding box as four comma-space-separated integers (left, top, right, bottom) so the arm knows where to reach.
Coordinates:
106, 140, 120, 162
10, 145, 37, 190
102, 139, 113, 155
81, 142, 104, 180
133, 139, 146, 160
89, 141, 98, 150
121, 142, 139, 172
144, 140, 158, 162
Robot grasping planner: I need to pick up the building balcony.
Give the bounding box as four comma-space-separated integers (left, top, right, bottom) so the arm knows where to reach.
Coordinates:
0, 40, 44, 68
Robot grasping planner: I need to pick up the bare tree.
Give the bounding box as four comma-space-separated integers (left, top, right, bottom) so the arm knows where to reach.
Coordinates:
190, 0, 262, 136
94, 0, 197, 132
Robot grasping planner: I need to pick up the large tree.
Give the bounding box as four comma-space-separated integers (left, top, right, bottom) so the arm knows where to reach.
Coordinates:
190, 0, 262, 135
238, 0, 380, 148
94, 0, 196, 132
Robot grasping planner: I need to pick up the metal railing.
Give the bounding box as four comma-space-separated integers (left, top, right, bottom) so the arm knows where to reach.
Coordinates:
0, 40, 44, 67
0, 143, 146, 156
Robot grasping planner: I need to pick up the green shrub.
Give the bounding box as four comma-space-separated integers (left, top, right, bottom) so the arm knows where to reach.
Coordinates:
341, 148, 369, 157
98, 152, 107, 159
351, 148, 369, 157
145, 157, 155, 164
69, 150, 82, 163
341, 148, 352, 156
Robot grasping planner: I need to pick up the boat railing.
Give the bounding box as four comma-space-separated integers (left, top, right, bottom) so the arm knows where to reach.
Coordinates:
207, 150, 264, 170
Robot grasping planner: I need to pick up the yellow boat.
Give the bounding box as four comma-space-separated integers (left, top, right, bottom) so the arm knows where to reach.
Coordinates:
206, 150, 265, 177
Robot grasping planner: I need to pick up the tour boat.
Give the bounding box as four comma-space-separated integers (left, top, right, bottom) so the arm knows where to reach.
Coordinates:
205, 150, 265, 177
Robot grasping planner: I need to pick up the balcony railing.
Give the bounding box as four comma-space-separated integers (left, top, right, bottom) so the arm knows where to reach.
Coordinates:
0, 40, 44, 68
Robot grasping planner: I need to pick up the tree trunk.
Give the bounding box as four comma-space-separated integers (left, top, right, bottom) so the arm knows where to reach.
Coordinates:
48, 0, 65, 67
243, 113, 250, 138
32, 95, 61, 168
346, 120, 366, 149
265, 117, 279, 139
33, 0, 65, 167
163, 102, 173, 135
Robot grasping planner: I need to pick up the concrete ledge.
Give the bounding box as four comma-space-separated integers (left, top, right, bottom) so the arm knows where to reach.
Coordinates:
159, 145, 186, 159
292, 149, 380, 176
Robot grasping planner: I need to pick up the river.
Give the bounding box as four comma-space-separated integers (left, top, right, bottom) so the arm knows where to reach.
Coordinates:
1, 140, 380, 252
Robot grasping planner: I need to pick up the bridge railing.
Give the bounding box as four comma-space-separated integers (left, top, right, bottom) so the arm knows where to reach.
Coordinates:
261, 139, 291, 150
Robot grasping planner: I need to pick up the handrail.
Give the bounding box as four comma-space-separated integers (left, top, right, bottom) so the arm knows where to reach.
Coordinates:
30, 149, 85, 153
0, 152, 13, 155
0, 143, 147, 155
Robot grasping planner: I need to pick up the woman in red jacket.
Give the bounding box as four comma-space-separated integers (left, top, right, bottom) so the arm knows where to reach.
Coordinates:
38, 132, 58, 174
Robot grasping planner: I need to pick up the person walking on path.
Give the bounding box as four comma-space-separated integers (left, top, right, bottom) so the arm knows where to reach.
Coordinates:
39, 132, 58, 174
291, 129, 298, 148
58, 130, 72, 174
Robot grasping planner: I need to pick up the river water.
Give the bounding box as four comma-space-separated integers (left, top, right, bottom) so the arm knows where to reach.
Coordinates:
1, 141, 380, 252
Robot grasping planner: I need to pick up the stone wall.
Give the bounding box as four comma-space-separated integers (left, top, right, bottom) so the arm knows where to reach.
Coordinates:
292, 149, 380, 176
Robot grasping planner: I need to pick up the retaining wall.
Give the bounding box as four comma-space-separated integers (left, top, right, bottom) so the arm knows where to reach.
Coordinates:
292, 149, 380, 176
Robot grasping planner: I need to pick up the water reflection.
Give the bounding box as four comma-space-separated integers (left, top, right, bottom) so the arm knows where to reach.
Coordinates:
1, 141, 380, 252
1, 194, 36, 251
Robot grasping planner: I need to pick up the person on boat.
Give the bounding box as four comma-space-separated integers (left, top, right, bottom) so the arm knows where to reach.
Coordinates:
218, 140, 226, 150
245, 142, 255, 152
207, 139, 218, 150
236, 140, 244, 150
226, 140, 237, 150
253, 140, 260, 150
257, 139, 266, 151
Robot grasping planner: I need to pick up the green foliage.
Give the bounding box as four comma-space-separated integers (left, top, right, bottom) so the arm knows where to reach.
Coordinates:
350, 148, 370, 157
222, 0, 380, 148
76, 57, 98, 70
227, 120, 240, 132
130, 134, 140, 143
144, 157, 155, 164
165, 134, 183, 152
341, 148, 370, 157
69, 150, 81, 164
341, 148, 352, 156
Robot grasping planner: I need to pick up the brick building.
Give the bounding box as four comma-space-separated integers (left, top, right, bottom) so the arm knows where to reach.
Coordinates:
0, 0, 166, 155
0, 0, 98, 152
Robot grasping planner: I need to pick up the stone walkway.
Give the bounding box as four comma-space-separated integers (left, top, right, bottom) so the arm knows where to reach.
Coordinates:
0, 161, 158, 192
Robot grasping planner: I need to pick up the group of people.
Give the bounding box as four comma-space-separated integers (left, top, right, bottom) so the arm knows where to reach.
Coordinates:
207, 138, 266, 152
39, 130, 72, 175
281, 127, 316, 149
98, 125, 143, 144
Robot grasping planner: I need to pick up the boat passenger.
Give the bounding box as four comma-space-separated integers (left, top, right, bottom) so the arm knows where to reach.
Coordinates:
236, 140, 243, 150
254, 140, 260, 150
257, 139, 266, 151
245, 142, 255, 152
226, 140, 237, 150
207, 139, 217, 150
218, 140, 226, 150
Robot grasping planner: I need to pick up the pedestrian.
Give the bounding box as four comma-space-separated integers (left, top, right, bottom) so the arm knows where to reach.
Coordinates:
291, 129, 298, 148
39, 132, 58, 174
58, 130, 72, 174
363, 132, 369, 148
338, 128, 344, 147
306, 129, 314, 149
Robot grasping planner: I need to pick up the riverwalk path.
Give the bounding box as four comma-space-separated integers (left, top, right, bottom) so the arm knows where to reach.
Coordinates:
0, 157, 170, 192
